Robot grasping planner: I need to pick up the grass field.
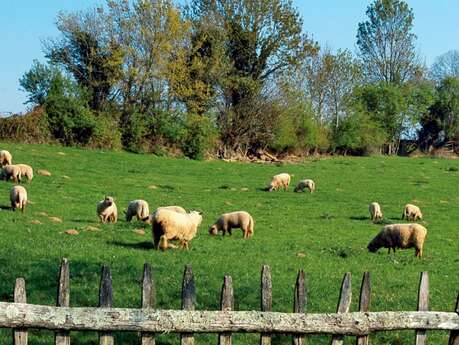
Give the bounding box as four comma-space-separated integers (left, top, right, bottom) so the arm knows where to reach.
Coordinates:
0, 142, 458, 345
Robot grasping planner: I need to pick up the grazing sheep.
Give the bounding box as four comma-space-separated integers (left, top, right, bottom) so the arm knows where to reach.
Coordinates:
0, 165, 22, 183
152, 209, 202, 250
268, 173, 291, 191
369, 202, 383, 222
125, 199, 150, 222
97, 196, 118, 223
148, 205, 187, 223
0, 150, 12, 166
16, 164, 33, 183
294, 179, 315, 193
402, 204, 423, 221
209, 211, 254, 239
10, 185, 27, 212
367, 223, 427, 257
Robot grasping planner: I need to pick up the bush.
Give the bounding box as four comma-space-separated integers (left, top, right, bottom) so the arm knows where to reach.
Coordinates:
182, 114, 217, 160
0, 107, 51, 143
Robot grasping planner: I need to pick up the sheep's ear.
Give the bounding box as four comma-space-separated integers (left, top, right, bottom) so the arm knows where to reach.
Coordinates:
198, 211, 203, 215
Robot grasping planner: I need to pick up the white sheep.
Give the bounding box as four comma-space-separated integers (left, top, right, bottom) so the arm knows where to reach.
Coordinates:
152, 209, 202, 250
148, 205, 187, 223
294, 179, 315, 193
369, 202, 383, 222
209, 211, 254, 238
0, 150, 12, 166
10, 185, 27, 212
402, 204, 423, 221
268, 173, 291, 191
16, 164, 33, 183
0, 165, 22, 183
97, 196, 118, 223
125, 199, 150, 222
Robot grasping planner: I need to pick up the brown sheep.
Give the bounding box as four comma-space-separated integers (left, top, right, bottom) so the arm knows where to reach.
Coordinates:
10, 185, 27, 212
209, 211, 254, 239
97, 196, 118, 223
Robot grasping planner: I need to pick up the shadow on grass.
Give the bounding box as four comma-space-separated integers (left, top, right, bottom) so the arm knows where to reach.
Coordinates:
108, 240, 154, 250
350, 215, 368, 221
0, 205, 12, 211
71, 218, 97, 223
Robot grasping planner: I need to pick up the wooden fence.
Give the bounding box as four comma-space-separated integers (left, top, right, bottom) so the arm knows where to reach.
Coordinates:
0, 258, 458, 345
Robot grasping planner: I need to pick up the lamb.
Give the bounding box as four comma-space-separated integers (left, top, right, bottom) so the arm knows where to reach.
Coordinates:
267, 173, 291, 191
125, 200, 150, 222
209, 211, 254, 239
96, 196, 118, 223
369, 202, 383, 222
152, 209, 202, 250
0, 150, 12, 166
10, 185, 27, 212
294, 179, 315, 193
16, 164, 33, 183
367, 223, 427, 257
402, 204, 423, 221
0, 165, 22, 183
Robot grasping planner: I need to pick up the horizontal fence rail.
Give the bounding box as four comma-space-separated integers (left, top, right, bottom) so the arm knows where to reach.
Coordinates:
0, 258, 458, 345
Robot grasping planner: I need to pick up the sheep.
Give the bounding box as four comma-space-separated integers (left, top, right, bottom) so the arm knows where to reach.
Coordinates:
10, 185, 27, 212
125, 199, 150, 222
148, 205, 187, 223
16, 164, 33, 183
96, 196, 118, 223
267, 173, 291, 191
0, 165, 22, 183
294, 179, 315, 193
152, 209, 202, 250
402, 204, 423, 221
209, 211, 254, 239
369, 202, 383, 222
367, 223, 427, 258
0, 150, 12, 166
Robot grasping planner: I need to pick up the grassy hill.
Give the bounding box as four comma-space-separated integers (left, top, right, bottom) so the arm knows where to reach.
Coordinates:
0, 142, 458, 345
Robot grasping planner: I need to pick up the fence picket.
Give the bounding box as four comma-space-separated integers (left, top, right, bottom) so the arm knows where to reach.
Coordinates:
99, 265, 114, 345
219, 276, 234, 345
449, 294, 459, 345
331, 273, 352, 345
415, 272, 429, 345
141, 263, 156, 345
356, 272, 371, 345
55, 258, 70, 345
260, 265, 272, 345
181, 265, 196, 345
13, 278, 27, 345
293, 270, 307, 345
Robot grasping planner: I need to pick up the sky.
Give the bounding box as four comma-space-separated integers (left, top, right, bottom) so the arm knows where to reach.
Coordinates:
1, 0, 458, 114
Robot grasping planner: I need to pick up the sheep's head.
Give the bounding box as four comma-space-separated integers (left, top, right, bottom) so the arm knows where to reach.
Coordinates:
267, 183, 275, 192
367, 235, 382, 253
104, 196, 114, 206
209, 225, 218, 236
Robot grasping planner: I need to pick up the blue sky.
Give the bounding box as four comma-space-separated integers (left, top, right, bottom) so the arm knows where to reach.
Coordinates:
1, 0, 458, 114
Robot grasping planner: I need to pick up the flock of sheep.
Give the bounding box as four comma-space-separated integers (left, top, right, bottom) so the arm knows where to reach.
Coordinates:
1, 149, 427, 257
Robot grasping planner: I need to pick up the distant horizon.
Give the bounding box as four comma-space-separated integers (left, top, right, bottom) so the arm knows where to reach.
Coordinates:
1, 0, 458, 114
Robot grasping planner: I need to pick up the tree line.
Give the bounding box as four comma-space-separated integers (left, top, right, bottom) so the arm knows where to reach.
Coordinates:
15, 0, 459, 158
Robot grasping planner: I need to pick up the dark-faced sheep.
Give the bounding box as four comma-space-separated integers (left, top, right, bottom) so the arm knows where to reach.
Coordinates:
268, 173, 290, 191
367, 223, 427, 257
97, 196, 118, 223
294, 179, 315, 193
0, 150, 12, 166
10, 185, 27, 212
209, 211, 254, 239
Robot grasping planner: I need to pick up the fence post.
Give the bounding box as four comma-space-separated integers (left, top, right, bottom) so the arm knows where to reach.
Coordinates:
331, 273, 352, 345
356, 272, 371, 345
99, 265, 114, 345
219, 276, 234, 345
141, 263, 156, 345
292, 270, 307, 345
449, 294, 459, 345
55, 258, 70, 345
13, 278, 28, 345
260, 265, 272, 345
415, 272, 429, 345
181, 265, 195, 345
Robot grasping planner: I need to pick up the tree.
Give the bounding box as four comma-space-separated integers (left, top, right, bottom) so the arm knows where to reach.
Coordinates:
430, 50, 459, 82
356, 0, 419, 84
19, 60, 61, 106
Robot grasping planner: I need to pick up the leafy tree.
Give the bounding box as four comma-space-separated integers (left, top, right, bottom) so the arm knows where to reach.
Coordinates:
430, 50, 459, 82
19, 60, 61, 106
357, 0, 419, 84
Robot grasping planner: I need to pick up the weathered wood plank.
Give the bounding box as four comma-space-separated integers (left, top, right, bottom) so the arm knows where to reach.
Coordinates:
99, 265, 113, 345
356, 272, 371, 345
0, 304, 458, 334
55, 258, 70, 345
331, 273, 352, 345
141, 263, 156, 345
13, 278, 27, 345
293, 270, 307, 345
260, 265, 272, 345
449, 294, 459, 345
415, 272, 429, 345
219, 276, 234, 345
181, 265, 195, 345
